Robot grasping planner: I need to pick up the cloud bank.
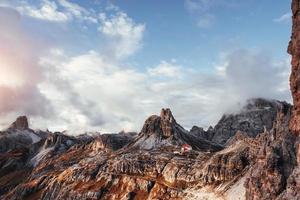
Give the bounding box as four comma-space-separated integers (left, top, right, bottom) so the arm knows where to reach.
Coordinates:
0, 1, 292, 134
0, 7, 53, 124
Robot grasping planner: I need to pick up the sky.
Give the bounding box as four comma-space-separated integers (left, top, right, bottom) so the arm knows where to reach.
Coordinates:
0, 0, 293, 134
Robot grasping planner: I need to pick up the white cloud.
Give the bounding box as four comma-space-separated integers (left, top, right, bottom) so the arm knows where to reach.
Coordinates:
38, 50, 148, 132
148, 61, 182, 78
216, 49, 291, 102
98, 11, 145, 59
58, 0, 84, 16
17, 0, 70, 22
0, 6, 53, 122
33, 48, 290, 134
57, 0, 97, 23
11, 0, 97, 23
274, 12, 291, 24
0, 3, 292, 135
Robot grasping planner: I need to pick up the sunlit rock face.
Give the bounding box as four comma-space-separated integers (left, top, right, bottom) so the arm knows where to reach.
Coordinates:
271, 1, 300, 199
243, 1, 300, 199
289, 0, 300, 133
160, 108, 177, 138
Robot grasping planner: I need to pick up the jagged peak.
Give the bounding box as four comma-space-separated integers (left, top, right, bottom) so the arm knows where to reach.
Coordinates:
139, 108, 178, 138
244, 98, 280, 110
9, 116, 29, 131
160, 108, 177, 138
160, 108, 176, 124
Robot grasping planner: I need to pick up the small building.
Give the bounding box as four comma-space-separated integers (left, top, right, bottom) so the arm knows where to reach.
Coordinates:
181, 144, 192, 153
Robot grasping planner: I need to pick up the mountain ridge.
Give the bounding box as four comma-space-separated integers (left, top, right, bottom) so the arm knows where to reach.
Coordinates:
0, 97, 292, 200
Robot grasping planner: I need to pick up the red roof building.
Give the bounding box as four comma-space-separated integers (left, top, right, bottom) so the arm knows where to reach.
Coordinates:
181, 144, 192, 153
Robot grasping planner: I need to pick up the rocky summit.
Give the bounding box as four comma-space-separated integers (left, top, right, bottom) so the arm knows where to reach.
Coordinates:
1, 1, 300, 200
127, 108, 222, 152
9, 116, 29, 131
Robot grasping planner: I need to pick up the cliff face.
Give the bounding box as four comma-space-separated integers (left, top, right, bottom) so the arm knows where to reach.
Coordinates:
245, 102, 297, 199
190, 98, 281, 145
243, 1, 300, 199
212, 98, 280, 145
289, 0, 300, 133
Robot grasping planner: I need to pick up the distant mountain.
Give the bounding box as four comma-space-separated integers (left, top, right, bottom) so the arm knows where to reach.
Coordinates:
191, 98, 288, 145
0, 98, 295, 200
127, 108, 222, 151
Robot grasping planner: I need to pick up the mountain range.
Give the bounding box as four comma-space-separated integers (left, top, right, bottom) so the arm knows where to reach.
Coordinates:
2, 0, 300, 199
0, 98, 294, 200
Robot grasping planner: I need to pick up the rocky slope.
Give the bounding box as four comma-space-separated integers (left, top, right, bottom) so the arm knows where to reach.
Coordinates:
0, 98, 292, 200
289, 0, 300, 133
126, 108, 222, 152
191, 98, 281, 145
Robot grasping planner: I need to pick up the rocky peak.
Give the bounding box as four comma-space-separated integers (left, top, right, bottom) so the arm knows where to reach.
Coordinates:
160, 108, 176, 123
132, 108, 223, 151
289, 0, 300, 133
9, 116, 29, 130
210, 98, 288, 145
190, 126, 212, 141
160, 108, 176, 138
245, 98, 279, 110
140, 108, 177, 139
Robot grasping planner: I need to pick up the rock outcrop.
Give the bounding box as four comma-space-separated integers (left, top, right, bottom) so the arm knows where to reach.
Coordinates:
190, 98, 283, 145
127, 108, 223, 151
211, 98, 280, 144
289, 0, 300, 133
245, 101, 297, 199
9, 116, 29, 130
244, 1, 300, 199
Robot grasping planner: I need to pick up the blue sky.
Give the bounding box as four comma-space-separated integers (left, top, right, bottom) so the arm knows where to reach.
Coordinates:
70, 0, 292, 69
0, 0, 293, 133
114, 0, 291, 69
15, 0, 291, 70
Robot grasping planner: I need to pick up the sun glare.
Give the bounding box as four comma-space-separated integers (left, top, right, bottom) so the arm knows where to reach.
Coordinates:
0, 58, 25, 87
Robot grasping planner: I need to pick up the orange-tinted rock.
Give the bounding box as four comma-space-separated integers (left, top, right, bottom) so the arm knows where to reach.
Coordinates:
289, 0, 300, 133
160, 108, 176, 138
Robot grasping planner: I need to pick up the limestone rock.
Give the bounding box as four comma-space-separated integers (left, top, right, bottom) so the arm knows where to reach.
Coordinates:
9, 116, 29, 130
289, 0, 300, 133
